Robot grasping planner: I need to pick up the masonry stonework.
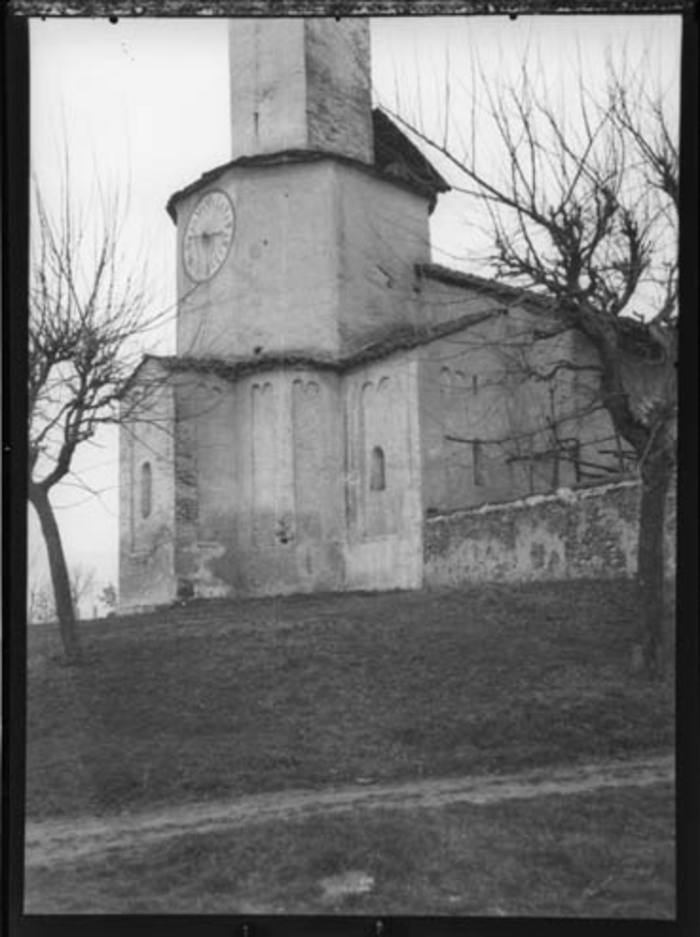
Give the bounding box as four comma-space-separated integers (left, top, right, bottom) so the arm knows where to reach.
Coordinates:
423, 480, 676, 587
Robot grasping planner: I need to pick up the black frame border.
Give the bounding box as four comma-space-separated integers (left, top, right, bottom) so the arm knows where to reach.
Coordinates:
2, 2, 698, 936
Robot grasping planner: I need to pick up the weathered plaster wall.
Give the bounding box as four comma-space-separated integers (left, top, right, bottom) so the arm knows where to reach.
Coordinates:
176, 163, 341, 360
290, 374, 346, 588
415, 275, 506, 328
119, 363, 177, 610
417, 305, 580, 515
415, 287, 637, 516
305, 20, 373, 164
343, 353, 424, 590
229, 20, 308, 159
334, 163, 430, 354
238, 369, 346, 595
137, 352, 426, 600
424, 479, 677, 587
173, 367, 346, 599
175, 161, 430, 362
122, 354, 424, 604
228, 19, 373, 164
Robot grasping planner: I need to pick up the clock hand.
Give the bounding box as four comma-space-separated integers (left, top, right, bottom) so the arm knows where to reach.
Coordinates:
189, 230, 229, 239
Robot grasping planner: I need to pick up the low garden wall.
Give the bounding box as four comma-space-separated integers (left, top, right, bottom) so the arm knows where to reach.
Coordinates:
423, 479, 676, 587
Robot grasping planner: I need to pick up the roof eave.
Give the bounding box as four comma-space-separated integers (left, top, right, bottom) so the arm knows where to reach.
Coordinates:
415, 263, 564, 316
166, 149, 450, 225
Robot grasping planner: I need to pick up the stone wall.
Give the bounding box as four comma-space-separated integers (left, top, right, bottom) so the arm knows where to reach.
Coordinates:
423, 479, 676, 587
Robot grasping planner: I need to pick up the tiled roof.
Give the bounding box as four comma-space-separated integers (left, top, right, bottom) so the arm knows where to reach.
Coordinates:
418, 264, 667, 359
372, 109, 450, 210
123, 310, 502, 393
416, 263, 561, 314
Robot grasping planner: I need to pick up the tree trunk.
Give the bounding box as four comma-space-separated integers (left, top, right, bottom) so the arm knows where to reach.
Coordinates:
635, 447, 673, 677
29, 484, 83, 664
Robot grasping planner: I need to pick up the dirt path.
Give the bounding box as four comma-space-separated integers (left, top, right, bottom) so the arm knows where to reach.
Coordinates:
26, 752, 673, 869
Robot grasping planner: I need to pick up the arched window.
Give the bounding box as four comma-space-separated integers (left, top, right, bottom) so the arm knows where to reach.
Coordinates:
369, 446, 386, 491
140, 462, 153, 518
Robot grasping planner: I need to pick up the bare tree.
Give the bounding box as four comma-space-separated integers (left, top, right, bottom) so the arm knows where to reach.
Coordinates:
69, 564, 97, 620
28, 168, 167, 663
390, 50, 678, 674
27, 563, 97, 624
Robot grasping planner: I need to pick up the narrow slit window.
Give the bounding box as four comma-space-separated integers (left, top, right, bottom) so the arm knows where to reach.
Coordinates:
141, 462, 153, 518
369, 446, 386, 491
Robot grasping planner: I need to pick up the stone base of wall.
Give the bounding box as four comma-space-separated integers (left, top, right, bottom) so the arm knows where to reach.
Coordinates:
424, 479, 676, 588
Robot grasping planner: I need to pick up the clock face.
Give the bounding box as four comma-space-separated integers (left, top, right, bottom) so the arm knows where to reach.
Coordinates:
183, 190, 236, 282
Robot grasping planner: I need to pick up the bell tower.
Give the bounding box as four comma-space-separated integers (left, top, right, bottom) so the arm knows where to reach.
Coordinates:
123, 18, 451, 609
228, 18, 374, 164
170, 18, 434, 361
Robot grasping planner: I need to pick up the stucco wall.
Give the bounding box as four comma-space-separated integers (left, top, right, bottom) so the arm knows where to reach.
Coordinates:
187, 356, 425, 597
415, 274, 506, 328
229, 20, 308, 159
417, 305, 582, 515
415, 289, 636, 517
175, 161, 429, 361
343, 353, 423, 590
424, 479, 677, 587
334, 163, 430, 354
170, 366, 346, 599
240, 369, 346, 595
123, 352, 425, 603
305, 20, 374, 164
176, 163, 341, 360
119, 363, 177, 610
228, 19, 373, 164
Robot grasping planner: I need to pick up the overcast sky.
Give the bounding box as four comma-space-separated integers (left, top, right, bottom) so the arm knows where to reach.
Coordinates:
28, 14, 681, 605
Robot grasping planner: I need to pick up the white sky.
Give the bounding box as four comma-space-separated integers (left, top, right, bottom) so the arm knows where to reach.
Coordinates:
28, 14, 681, 606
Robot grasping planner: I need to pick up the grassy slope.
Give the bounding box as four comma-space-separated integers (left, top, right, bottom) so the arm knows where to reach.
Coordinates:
27, 580, 674, 820
26, 783, 675, 916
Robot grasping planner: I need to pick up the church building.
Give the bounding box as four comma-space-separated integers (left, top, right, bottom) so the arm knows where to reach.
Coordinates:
119, 19, 633, 609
